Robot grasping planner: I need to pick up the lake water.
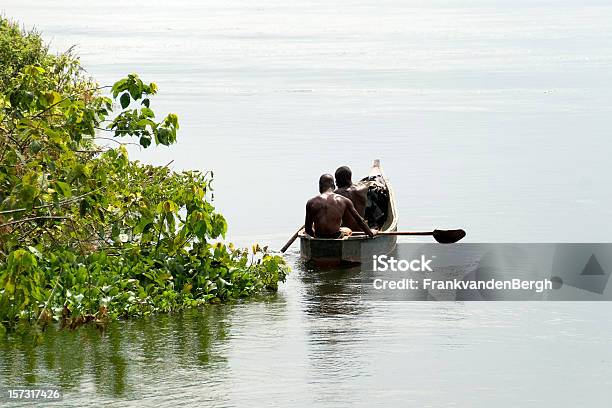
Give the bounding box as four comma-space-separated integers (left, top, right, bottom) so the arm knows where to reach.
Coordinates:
1, 0, 612, 406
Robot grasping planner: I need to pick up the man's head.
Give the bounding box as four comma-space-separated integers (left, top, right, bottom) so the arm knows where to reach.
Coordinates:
319, 174, 335, 193
334, 166, 352, 188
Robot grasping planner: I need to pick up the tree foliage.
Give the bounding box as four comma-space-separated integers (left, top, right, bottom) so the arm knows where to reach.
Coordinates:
0, 18, 288, 331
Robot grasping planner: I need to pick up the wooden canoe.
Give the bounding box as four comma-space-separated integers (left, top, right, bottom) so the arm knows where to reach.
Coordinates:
299, 159, 398, 265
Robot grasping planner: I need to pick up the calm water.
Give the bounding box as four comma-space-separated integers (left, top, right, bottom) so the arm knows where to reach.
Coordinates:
2, 0, 612, 406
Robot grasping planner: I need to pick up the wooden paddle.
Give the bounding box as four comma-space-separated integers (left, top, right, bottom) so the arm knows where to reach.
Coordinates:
280, 227, 465, 252
280, 225, 304, 253
377, 229, 466, 244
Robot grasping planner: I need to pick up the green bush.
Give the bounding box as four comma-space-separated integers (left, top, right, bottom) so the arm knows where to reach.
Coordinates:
0, 18, 288, 330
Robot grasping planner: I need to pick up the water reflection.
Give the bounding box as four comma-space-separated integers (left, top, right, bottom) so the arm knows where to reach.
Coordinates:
1, 259, 611, 407
298, 262, 371, 394
300, 263, 365, 318
0, 306, 232, 401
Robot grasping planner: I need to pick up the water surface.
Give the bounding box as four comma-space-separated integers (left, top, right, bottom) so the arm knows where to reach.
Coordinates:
1, 0, 612, 406
4, 0, 612, 243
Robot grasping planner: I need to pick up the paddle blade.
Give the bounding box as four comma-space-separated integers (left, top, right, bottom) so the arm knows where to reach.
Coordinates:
432, 229, 466, 244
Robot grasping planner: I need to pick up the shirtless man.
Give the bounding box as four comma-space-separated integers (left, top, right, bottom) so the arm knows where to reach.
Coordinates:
333, 166, 369, 231
305, 174, 375, 239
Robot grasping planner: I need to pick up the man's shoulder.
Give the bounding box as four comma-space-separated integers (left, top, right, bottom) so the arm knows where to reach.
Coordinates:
334, 187, 349, 195
307, 193, 331, 205
306, 196, 320, 207
333, 193, 352, 204
339, 183, 365, 193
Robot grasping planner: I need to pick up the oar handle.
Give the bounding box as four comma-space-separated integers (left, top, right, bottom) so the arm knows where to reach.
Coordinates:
377, 231, 434, 236
280, 225, 305, 253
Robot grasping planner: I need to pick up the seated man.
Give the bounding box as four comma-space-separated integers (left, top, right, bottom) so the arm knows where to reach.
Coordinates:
333, 166, 369, 231
305, 174, 375, 239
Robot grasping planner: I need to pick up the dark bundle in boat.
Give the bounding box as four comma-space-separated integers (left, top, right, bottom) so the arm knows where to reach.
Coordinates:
361, 174, 390, 230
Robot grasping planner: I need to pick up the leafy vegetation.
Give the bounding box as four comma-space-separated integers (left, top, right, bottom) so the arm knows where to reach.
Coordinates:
0, 18, 288, 333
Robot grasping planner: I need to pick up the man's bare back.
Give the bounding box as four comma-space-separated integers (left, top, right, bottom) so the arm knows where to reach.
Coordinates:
334, 184, 368, 230
334, 166, 369, 231
305, 174, 374, 239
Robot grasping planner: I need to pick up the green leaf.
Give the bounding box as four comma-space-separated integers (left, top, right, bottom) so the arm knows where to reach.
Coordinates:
120, 92, 130, 109
128, 83, 142, 100
24, 65, 45, 75
133, 216, 153, 234
140, 107, 154, 118
111, 78, 128, 98
111, 223, 120, 240
139, 136, 151, 148
54, 181, 72, 198
29, 140, 42, 153
27, 246, 42, 259
79, 199, 89, 216
43, 91, 61, 106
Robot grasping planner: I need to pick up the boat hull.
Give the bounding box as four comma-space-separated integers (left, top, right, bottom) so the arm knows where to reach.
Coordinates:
300, 233, 397, 265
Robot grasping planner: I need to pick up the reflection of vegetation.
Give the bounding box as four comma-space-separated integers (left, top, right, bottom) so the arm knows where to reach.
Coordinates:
0, 306, 231, 397
0, 18, 288, 330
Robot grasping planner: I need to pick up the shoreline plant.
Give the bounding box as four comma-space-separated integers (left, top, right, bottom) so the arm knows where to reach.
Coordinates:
0, 17, 288, 334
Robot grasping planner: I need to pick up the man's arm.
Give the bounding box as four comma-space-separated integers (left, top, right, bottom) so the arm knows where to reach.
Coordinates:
305, 201, 315, 237
345, 199, 375, 237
